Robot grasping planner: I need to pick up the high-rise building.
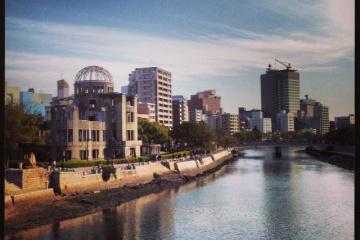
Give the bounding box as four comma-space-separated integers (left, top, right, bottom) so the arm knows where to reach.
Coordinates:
238, 107, 261, 129
248, 111, 272, 133
57, 79, 69, 99
314, 103, 329, 135
220, 113, 240, 135
189, 109, 203, 122
172, 95, 189, 126
128, 67, 173, 129
276, 110, 295, 132
335, 114, 355, 129
298, 95, 330, 135
261, 64, 300, 130
188, 90, 221, 114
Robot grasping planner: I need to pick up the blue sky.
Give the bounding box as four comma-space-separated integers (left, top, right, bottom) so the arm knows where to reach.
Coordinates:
5, 0, 354, 119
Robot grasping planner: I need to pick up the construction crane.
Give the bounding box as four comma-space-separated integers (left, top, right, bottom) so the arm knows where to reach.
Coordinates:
275, 58, 292, 70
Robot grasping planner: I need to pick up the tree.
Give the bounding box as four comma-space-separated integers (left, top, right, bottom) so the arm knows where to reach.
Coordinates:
138, 118, 171, 145
171, 121, 216, 152
5, 104, 44, 167
216, 129, 238, 148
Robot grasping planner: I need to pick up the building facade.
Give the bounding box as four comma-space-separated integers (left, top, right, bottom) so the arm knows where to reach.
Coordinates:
220, 113, 240, 135
128, 67, 173, 129
189, 108, 203, 122
276, 110, 295, 133
298, 95, 330, 135
57, 79, 69, 99
261, 65, 300, 130
335, 114, 355, 129
249, 111, 272, 133
137, 102, 156, 122
188, 90, 221, 114
5, 82, 21, 105
238, 108, 261, 129
49, 65, 142, 160
172, 95, 189, 126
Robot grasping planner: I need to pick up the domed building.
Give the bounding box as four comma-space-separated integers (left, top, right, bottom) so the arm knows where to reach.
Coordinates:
48, 66, 142, 160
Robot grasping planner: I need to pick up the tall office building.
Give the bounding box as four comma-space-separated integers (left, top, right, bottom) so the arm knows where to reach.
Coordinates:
172, 95, 189, 126
189, 109, 203, 122
260, 63, 300, 130
314, 103, 329, 135
128, 67, 173, 129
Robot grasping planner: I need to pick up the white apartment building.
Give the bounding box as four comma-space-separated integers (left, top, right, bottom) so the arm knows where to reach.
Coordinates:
128, 67, 173, 129
249, 111, 272, 133
276, 110, 295, 132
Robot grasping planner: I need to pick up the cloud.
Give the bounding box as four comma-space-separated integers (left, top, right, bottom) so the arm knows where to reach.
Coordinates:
5, 0, 354, 96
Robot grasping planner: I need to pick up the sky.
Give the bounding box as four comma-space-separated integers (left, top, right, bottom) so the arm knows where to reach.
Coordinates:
5, 0, 354, 120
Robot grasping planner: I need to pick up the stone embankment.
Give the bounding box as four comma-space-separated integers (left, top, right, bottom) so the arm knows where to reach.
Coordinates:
5, 149, 234, 207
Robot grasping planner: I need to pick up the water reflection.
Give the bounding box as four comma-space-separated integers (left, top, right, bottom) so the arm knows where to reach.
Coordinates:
7, 146, 354, 240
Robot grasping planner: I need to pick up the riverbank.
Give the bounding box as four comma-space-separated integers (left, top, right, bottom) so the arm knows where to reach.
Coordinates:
5, 152, 236, 235
304, 146, 354, 170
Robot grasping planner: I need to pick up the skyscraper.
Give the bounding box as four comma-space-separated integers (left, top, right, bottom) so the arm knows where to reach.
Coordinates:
128, 67, 173, 129
260, 63, 300, 130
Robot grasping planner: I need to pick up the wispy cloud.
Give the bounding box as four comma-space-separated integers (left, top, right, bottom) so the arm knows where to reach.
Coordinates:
5, 0, 354, 96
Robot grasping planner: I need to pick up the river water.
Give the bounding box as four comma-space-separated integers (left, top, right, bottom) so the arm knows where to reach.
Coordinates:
8, 146, 354, 240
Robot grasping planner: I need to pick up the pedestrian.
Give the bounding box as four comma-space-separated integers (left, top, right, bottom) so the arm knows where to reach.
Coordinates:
53, 160, 57, 171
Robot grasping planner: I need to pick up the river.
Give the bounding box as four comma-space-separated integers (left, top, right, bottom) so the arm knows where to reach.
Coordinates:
7, 146, 354, 240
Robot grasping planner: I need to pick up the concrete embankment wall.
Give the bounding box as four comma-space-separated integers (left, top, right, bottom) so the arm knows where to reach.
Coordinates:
174, 150, 233, 176
57, 162, 172, 194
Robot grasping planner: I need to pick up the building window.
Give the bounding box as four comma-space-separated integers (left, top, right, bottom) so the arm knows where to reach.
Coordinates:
103, 130, 106, 141
62, 129, 67, 142
90, 99, 96, 109
92, 149, 99, 159
126, 130, 134, 141
68, 129, 73, 142
79, 130, 83, 142
91, 130, 96, 141
80, 150, 88, 160
65, 150, 72, 160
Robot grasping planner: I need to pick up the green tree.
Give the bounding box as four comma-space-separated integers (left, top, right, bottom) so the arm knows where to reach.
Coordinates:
138, 118, 171, 145
171, 121, 216, 151
216, 129, 238, 148
5, 104, 44, 167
